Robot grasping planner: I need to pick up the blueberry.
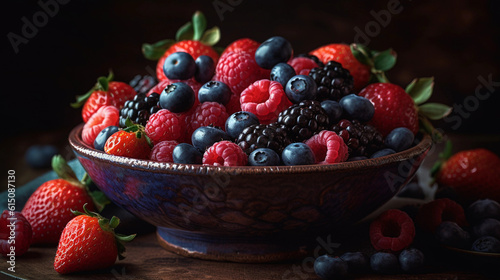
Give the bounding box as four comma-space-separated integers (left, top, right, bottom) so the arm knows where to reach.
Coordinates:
281, 143, 315, 166
254, 36, 293, 69
435, 221, 470, 248
397, 182, 425, 199
191, 126, 231, 152
399, 248, 425, 273
339, 94, 374, 122
159, 82, 195, 113
270, 63, 296, 88
225, 111, 260, 140
370, 252, 399, 274
340, 252, 368, 273
384, 127, 415, 152
321, 100, 343, 124
163, 52, 196, 80
471, 236, 500, 253
285, 75, 317, 104
172, 143, 203, 164
248, 148, 280, 166
25, 145, 59, 168
370, 148, 396, 158
467, 199, 500, 224
314, 255, 349, 279
473, 218, 500, 239
198, 81, 232, 105
93, 126, 120, 151
194, 55, 215, 84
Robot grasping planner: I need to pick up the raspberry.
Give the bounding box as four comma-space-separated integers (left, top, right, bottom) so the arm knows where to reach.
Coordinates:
145, 109, 185, 144
203, 141, 248, 166
82, 105, 119, 146
288, 57, 319, 76
187, 102, 229, 138
1, 210, 32, 256
369, 209, 415, 252
416, 198, 468, 233
305, 130, 348, 164
240, 79, 292, 124
150, 140, 179, 162
215, 51, 263, 95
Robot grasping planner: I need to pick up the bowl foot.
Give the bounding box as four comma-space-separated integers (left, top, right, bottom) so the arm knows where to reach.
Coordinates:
156, 227, 314, 263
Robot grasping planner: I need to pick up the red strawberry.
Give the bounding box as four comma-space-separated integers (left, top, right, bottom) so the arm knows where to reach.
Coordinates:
21, 156, 97, 244
435, 148, 500, 202
310, 44, 370, 91
104, 123, 152, 159
221, 38, 260, 57
359, 83, 419, 136
72, 72, 136, 123
54, 204, 135, 274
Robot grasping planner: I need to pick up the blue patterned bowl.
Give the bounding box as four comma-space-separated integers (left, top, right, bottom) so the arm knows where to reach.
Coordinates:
69, 124, 432, 262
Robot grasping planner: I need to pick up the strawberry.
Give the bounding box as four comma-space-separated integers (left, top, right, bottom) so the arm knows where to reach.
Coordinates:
71, 72, 136, 123
310, 43, 370, 91
54, 204, 135, 274
221, 38, 260, 57
21, 156, 103, 244
433, 144, 500, 203
142, 11, 220, 82
104, 121, 152, 159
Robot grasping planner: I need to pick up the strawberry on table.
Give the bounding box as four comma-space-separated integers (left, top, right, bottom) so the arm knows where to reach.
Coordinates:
54, 204, 135, 274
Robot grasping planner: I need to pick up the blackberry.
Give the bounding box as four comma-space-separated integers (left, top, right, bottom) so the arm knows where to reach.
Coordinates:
129, 75, 157, 95
237, 123, 291, 155
295, 53, 324, 67
331, 119, 384, 158
277, 100, 329, 142
119, 92, 161, 127
309, 61, 354, 101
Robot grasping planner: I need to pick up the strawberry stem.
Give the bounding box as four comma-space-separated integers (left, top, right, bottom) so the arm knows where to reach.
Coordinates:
70, 71, 114, 108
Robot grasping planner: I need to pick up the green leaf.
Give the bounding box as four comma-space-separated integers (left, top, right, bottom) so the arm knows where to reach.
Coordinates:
373, 49, 397, 71
70, 88, 93, 108
116, 233, 137, 242
176, 22, 194, 42
109, 216, 120, 229
192, 11, 207, 41
430, 140, 453, 177
97, 76, 109, 91
419, 103, 453, 120
52, 155, 79, 183
406, 77, 434, 105
90, 190, 111, 212
200, 26, 220, 46
350, 43, 372, 66
142, 39, 176, 60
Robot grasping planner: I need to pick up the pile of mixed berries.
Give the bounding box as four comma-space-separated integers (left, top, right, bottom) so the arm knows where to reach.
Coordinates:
76, 34, 426, 167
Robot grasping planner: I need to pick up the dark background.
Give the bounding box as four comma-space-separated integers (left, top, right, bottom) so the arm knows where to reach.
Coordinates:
2, 0, 500, 184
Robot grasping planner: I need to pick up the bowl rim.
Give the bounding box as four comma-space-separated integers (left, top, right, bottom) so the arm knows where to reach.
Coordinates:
69, 124, 433, 175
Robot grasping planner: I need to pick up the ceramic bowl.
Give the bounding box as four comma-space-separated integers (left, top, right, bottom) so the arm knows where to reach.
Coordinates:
69, 124, 432, 263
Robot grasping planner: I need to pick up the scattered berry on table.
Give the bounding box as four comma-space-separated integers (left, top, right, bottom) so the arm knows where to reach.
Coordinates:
194, 55, 216, 84
416, 198, 468, 233
285, 75, 318, 104
288, 56, 319, 76
198, 81, 232, 105
163, 52, 198, 81
321, 100, 343, 125
396, 182, 425, 200
305, 130, 348, 164
370, 252, 400, 274
270, 62, 296, 88
173, 143, 203, 164
254, 36, 293, 69
237, 123, 290, 155
129, 75, 157, 95
435, 221, 470, 249
472, 218, 500, 239
159, 82, 196, 113
0, 210, 32, 257
25, 144, 59, 169
308, 61, 354, 102
370, 148, 396, 158
467, 199, 500, 224
150, 140, 179, 163
369, 209, 416, 252
225, 111, 260, 140
398, 248, 425, 273
340, 251, 369, 273
191, 126, 231, 153
471, 236, 500, 253
339, 94, 374, 122
277, 100, 329, 142
94, 126, 120, 151
203, 141, 247, 166
281, 142, 316, 166
384, 127, 415, 152
331, 119, 384, 158
314, 255, 349, 280
145, 109, 185, 144
248, 148, 281, 166
215, 51, 263, 95
119, 92, 161, 127
187, 102, 229, 137
104, 125, 152, 160
82, 105, 120, 146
